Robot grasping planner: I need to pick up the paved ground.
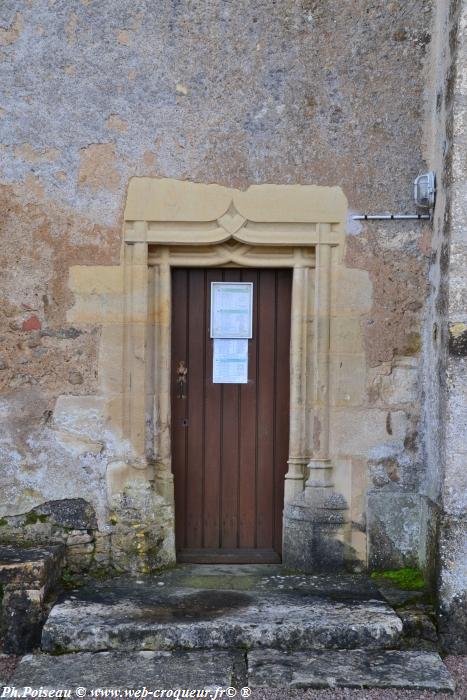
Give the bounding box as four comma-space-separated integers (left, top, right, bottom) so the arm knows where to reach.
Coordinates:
0, 654, 465, 698
0, 565, 463, 695
250, 656, 467, 699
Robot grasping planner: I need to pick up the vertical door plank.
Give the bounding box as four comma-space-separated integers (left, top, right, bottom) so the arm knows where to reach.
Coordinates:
203, 268, 223, 548
256, 270, 276, 549
171, 269, 188, 551
185, 269, 205, 548
220, 269, 241, 548
274, 270, 292, 554
238, 269, 258, 548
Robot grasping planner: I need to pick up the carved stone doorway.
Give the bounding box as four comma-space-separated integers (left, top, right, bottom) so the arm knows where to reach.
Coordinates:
119, 178, 348, 566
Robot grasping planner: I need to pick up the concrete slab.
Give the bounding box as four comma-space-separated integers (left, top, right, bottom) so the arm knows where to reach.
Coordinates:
248, 649, 455, 692
10, 650, 246, 690
41, 566, 402, 653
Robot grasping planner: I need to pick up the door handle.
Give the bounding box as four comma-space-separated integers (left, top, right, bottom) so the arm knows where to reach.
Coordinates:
176, 360, 188, 399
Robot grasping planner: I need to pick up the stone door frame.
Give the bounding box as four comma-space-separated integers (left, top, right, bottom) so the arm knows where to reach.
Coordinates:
120, 178, 347, 562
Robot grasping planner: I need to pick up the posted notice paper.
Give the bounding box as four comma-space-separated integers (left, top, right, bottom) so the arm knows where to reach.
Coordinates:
213, 338, 248, 384
211, 282, 253, 338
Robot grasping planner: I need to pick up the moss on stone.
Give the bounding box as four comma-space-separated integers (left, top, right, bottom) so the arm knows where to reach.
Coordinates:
371, 567, 425, 590
0, 518, 8, 526
60, 568, 83, 590
24, 512, 48, 525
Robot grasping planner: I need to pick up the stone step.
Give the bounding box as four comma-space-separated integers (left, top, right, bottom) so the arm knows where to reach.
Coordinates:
248, 649, 455, 692
41, 577, 403, 652
8, 650, 455, 693
0, 544, 65, 653
9, 651, 246, 691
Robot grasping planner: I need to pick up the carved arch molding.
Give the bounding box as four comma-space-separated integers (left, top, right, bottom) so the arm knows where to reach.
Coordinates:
120, 178, 347, 537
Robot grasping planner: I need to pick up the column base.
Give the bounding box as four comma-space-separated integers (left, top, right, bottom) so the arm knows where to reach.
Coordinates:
282, 491, 353, 573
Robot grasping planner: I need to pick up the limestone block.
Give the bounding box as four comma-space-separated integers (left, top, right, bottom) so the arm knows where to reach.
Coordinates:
54, 430, 103, 456
330, 317, 364, 354
2, 587, 45, 653
93, 533, 111, 566
368, 364, 418, 406
0, 545, 64, 590
53, 395, 108, 443
330, 408, 408, 456
367, 493, 421, 569
331, 267, 373, 316
11, 650, 245, 691
350, 529, 367, 564
68, 266, 123, 325
0, 545, 64, 653
329, 354, 367, 407
248, 649, 454, 691
442, 451, 467, 517
66, 531, 94, 546
124, 178, 347, 226
350, 456, 368, 526
448, 272, 467, 316
438, 517, 467, 653
98, 324, 125, 394
106, 461, 152, 498
33, 499, 98, 531
331, 458, 352, 513
66, 542, 95, 573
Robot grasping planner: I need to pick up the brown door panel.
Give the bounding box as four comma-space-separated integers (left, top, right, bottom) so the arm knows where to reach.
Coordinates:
171, 268, 291, 562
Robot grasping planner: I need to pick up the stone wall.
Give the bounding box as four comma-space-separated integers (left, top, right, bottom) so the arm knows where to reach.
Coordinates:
435, 0, 467, 654
0, 1, 443, 574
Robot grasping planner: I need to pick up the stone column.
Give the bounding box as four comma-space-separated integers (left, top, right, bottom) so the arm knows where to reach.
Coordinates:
283, 230, 349, 572
122, 237, 149, 465
152, 253, 174, 504
284, 265, 311, 503
305, 238, 334, 504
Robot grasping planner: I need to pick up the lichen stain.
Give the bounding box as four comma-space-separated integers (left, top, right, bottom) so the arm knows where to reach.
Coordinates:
0, 12, 23, 47
106, 115, 128, 133
65, 12, 78, 47
117, 30, 131, 46
14, 143, 60, 163
449, 322, 467, 356
142, 151, 157, 169
78, 144, 120, 193
450, 322, 467, 338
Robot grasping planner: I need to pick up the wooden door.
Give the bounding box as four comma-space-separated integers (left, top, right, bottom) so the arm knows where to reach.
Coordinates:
171, 268, 291, 563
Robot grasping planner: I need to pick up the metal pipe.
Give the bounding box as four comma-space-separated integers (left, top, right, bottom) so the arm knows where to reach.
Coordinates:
352, 214, 430, 220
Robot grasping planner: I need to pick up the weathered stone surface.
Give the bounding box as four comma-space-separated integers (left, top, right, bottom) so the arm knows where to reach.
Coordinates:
0, 544, 64, 653
367, 492, 422, 569
398, 606, 438, 649
0, 499, 98, 540
247, 649, 455, 692
283, 495, 353, 573
11, 650, 246, 690
0, 544, 64, 588
0, 0, 438, 580
41, 569, 402, 652
438, 518, 467, 653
